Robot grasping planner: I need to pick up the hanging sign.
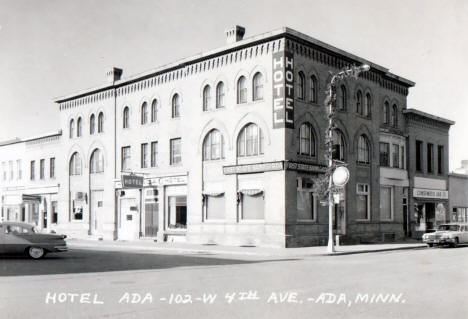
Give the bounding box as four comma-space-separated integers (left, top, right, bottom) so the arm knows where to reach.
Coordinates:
272, 51, 294, 129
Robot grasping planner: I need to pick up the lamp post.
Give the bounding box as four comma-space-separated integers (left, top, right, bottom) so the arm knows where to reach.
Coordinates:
325, 64, 370, 253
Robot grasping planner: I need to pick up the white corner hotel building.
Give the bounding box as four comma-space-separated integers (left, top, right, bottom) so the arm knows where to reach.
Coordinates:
0, 26, 420, 247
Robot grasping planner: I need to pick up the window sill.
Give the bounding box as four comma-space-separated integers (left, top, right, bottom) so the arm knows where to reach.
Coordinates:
355, 114, 371, 120
355, 219, 371, 222
380, 219, 395, 223
239, 219, 265, 224
297, 219, 317, 224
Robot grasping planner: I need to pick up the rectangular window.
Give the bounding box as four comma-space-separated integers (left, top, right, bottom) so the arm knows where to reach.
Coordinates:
170, 138, 181, 165
168, 195, 187, 229
30, 161, 35, 180
416, 140, 423, 172
121, 146, 131, 171
356, 183, 370, 220
427, 143, 434, 173
205, 195, 225, 220
297, 178, 316, 221
17, 160, 22, 180
400, 145, 405, 170
437, 145, 444, 174
40, 159, 45, 180
2, 162, 5, 181
392, 144, 400, 168
141, 143, 148, 168
52, 201, 58, 224
379, 142, 390, 167
50, 158, 55, 179
380, 186, 393, 221
151, 141, 158, 167
241, 192, 265, 220
9, 161, 13, 180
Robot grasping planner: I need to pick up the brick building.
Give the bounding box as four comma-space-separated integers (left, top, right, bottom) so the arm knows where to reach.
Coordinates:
0, 26, 454, 247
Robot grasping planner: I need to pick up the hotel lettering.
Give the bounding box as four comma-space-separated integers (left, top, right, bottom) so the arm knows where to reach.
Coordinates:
272, 51, 294, 129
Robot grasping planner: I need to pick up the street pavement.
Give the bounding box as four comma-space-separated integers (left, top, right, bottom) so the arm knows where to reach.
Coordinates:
0, 244, 467, 319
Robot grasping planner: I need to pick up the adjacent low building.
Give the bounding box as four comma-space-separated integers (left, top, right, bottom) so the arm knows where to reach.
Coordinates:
0, 26, 455, 246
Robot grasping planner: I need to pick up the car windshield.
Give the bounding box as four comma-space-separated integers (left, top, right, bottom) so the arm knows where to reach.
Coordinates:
438, 225, 460, 231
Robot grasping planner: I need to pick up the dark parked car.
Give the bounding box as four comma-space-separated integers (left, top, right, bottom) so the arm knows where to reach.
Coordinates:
0, 222, 67, 259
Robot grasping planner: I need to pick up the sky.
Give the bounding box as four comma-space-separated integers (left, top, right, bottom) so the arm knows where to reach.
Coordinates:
0, 0, 467, 171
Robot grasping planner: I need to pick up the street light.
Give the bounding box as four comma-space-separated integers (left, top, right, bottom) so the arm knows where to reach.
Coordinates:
324, 64, 370, 253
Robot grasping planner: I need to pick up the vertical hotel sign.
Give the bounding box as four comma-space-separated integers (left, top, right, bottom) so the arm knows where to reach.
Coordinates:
272, 51, 294, 129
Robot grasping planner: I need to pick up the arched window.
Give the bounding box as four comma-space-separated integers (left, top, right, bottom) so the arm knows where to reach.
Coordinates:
391, 104, 398, 127
203, 129, 225, 161
310, 75, 317, 103
216, 82, 225, 108
383, 101, 390, 124
299, 123, 316, 156
77, 117, 82, 137
364, 93, 371, 117
90, 149, 104, 174
252, 72, 263, 101
90, 114, 95, 135
339, 85, 347, 110
332, 129, 346, 161
123, 107, 129, 128
296, 72, 305, 100
69, 119, 74, 138
172, 94, 180, 118
69, 152, 82, 176
141, 102, 148, 124
237, 76, 247, 104
203, 85, 211, 111
237, 123, 264, 157
357, 135, 370, 164
151, 99, 157, 122
356, 90, 363, 115
98, 112, 104, 133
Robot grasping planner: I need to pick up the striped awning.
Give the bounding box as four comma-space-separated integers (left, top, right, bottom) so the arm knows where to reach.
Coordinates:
239, 189, 263, 196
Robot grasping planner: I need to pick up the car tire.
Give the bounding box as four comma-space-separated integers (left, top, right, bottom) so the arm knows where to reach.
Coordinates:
451, 238, 459, 248
28, 247, 46, 259
427, 243, 433, 247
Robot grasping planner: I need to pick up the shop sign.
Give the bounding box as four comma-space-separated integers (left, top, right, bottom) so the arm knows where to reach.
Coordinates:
146, 175, 188, 186
413, 188, 448, 199
223, 162, 284, 175
122, 175, 144, 189
272, 51, 294, 129
286, 161, 327, 173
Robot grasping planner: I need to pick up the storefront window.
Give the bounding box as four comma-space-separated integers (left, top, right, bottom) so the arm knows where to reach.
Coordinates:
297, 178, 315, 220
241, 191, 264, 220
168, 196, 187, 229
380, 186, 392, 220
205, 195, 225, 220
356, 183, 369, 220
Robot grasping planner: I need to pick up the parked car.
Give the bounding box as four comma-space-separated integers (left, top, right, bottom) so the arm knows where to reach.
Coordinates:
422, 223, 468, 247
0, 222, 67, 259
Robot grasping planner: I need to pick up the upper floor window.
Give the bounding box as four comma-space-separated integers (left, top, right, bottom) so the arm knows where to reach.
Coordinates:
40, 159, 45, 180
437, 145, 444, 174
69, 119, 74, 138
237, 123, 264, 157
416, 140, 423, 172
203, 129, 225, 161
98, 112, 104, 133
141, 143, 148, 168
383, 101, 390, 124
392, 144, 400, 168
310, 75, 317, 103
17, 160, 22, 180
216, 82, 225, 108
121, 146, 131, 171
237, 76, 247, 104
170, 138, 182, 165
151, 141, 158, 167
338, 85, 347, 110
141, 102, 148, 124
356, 90, 363, 115
357, 135, 370, 164
427, 143, 434, 173
123, 106, 129, 128
69, 152, 82, 176
172, 94, 180, 118
30, 160, 35, 180
203, 85, 211, 111
77, 117, 82, 137
90, 114, 95, 135
379, 142, 390, 167
151, 99, 158, 122
50, 157, 55, 179
364, 93, 371, 117
296, 72, 305, 100
332, 129, 346, 161
391, 104, 398, 127
252, 72, 264, 101
90, 149, 104, 174
299, 123, 315, 156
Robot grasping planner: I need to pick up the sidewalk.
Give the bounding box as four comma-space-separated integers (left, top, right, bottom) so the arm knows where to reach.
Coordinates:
66, 238, 426, 257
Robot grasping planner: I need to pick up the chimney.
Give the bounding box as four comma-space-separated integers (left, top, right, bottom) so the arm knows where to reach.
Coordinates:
106, 67, 123, 83
225, 25, 245, 44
